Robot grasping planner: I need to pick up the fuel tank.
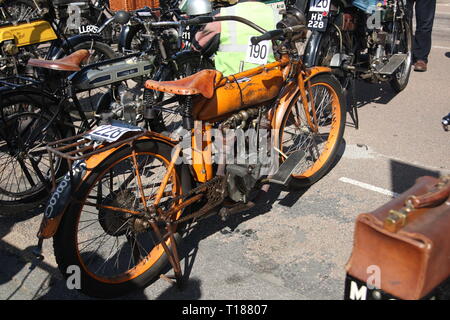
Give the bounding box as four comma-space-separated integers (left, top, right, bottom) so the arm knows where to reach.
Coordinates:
192, 68, 284, 122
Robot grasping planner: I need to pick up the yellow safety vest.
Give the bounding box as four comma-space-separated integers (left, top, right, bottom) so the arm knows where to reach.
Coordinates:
215, 2, 281, 76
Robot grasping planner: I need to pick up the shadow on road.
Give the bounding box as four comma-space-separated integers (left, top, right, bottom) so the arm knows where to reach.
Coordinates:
389, 159, 441, 195
352, 80, 398, 110
0, 207, 49, 300
168, 181, 311, 300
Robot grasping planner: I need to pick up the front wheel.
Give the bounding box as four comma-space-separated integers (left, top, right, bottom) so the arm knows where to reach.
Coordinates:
73, 40, 117, 65
53, 140, 191, 298
389, 20, 413, 93
279, 73, 346, 189
0, 93, 70, 211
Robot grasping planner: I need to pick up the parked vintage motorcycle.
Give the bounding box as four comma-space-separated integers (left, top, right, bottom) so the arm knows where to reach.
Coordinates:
34, 5, 346, 297
0, 1, 117, 37
295, 0, 412, 127
0, 5, 212, 212
0, 0, 116, 77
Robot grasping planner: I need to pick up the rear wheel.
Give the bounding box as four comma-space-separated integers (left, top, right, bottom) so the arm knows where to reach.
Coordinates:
0, 0, 40, 22
279, 74, 346, 189
73, 41, 116, 65
53, 140, 191, 298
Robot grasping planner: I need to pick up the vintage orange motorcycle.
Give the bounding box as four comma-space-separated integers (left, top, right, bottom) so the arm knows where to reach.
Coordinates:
34, 9, 346, 298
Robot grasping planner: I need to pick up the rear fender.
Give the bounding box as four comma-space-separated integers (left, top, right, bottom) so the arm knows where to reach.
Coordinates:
37, 132, 178, 239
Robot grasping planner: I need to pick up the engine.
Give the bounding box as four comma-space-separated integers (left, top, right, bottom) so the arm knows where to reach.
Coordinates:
218, 106, 273, 203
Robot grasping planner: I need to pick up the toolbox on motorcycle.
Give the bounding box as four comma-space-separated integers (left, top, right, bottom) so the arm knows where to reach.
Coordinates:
109, 0, 160, 11
345, 175, 450, 300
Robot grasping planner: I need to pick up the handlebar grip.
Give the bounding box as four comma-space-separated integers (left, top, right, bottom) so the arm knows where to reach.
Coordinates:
185, 16, 214, 26
149, 21, 181, 28
251, 29, 284, 45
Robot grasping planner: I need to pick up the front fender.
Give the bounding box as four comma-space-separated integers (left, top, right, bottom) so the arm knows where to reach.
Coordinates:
303, 30, 323, 68
37, 132, 178, 239
118, 24, 143, 53
304, 66, 333, 82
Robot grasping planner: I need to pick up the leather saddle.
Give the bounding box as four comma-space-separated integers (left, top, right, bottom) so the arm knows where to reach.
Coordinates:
27, 49, 90, 72
145, 69, 220, 99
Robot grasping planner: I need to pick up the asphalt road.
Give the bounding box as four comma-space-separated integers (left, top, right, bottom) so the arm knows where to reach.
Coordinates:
0, 2, 449, 300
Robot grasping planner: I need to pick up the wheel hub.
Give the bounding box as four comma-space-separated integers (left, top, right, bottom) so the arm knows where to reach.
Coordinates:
98, 190, 137, 236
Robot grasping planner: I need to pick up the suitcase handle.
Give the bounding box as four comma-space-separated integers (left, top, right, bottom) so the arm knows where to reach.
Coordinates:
384, 175, 450, 232
409, 176, 450, 209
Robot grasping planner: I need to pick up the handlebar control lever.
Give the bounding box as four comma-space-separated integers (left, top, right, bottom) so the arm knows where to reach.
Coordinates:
251, 29, 284, 45
250, 25, 306, 45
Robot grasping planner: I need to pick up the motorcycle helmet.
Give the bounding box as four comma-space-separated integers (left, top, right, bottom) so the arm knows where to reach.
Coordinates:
179, 0, 213, 16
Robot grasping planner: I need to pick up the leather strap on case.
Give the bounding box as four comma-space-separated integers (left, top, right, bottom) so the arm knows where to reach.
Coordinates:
384, 175, 450, 233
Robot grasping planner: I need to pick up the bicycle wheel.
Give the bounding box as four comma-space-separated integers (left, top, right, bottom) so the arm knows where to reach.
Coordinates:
279, 73, 346, 189
0, 93, 69, 210
0, 0, 40, 22
53, 140, 191, 298
73, 41, 116, 65
389, 20, 413, 93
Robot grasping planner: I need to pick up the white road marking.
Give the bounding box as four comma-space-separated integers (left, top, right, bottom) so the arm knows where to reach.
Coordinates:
339, 177, 400, 198
432, 45, 450, 50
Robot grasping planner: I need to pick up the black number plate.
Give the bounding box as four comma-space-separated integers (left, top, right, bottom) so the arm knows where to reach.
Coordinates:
307, 0, 331, 31
307, 12, 329, 31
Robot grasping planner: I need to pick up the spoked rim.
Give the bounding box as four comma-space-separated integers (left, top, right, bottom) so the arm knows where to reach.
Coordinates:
74, 150, 182, 284
1, 1, 39, 22
392, 21, 413, 87
280, 81, 342, 180
0, 111, 62, 202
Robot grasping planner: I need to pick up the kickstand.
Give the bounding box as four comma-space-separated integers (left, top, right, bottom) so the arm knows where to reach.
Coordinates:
160, 273, 183, 288
348, 76, 359, 130
151, 220, 184, 289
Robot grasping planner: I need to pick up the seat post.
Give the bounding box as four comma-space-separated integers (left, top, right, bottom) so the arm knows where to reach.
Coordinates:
182, 96, 194, 130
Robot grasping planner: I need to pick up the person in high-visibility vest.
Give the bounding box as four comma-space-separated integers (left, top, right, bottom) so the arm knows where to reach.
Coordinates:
195, 0, 281, 76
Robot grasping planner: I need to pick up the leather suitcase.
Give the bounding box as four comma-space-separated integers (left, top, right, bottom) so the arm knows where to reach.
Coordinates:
345, 175, 450, 300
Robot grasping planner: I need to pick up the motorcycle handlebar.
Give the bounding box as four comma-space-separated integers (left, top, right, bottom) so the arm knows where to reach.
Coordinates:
251, 29, 284, 45
250, 25, 307, 45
